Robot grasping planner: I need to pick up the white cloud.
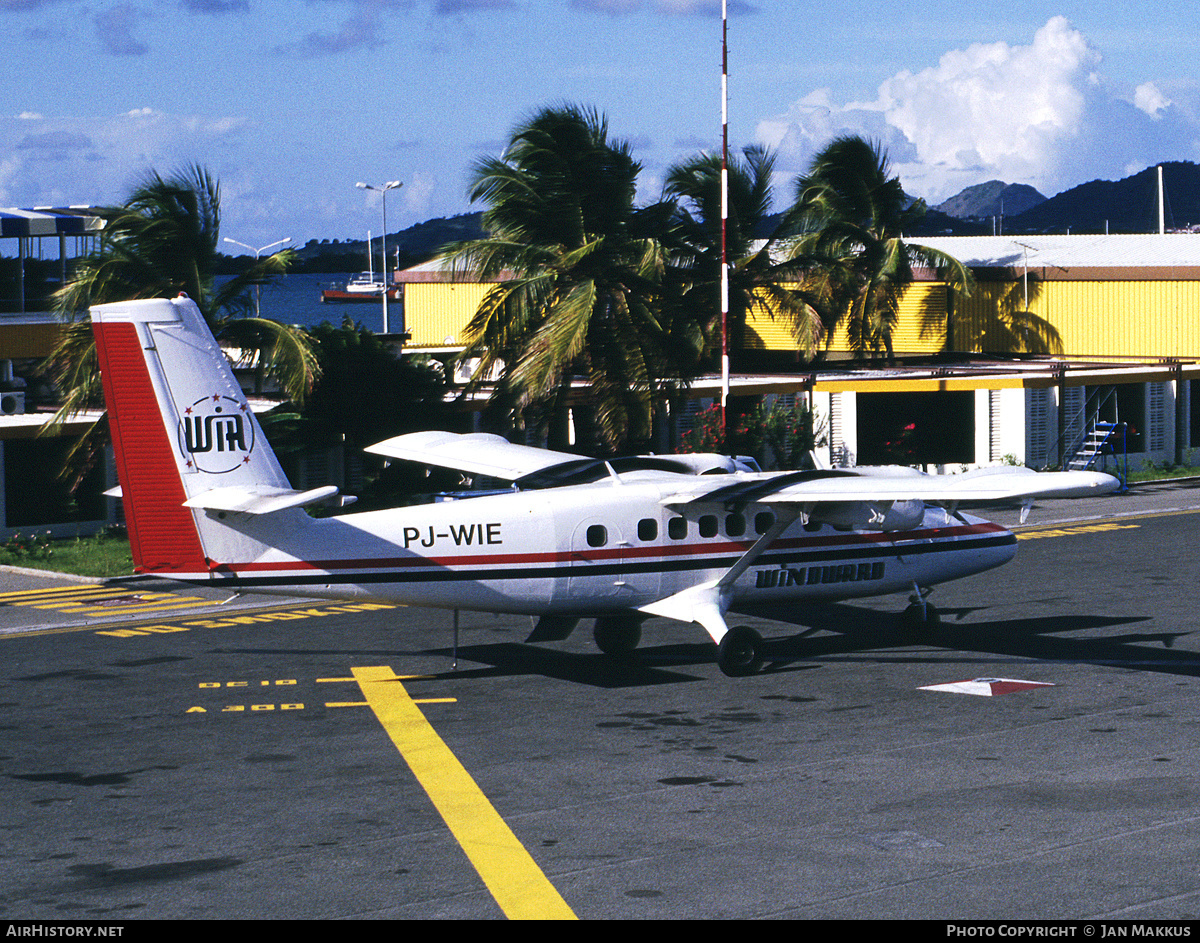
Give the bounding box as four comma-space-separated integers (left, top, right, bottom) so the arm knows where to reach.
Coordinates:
878, 17, 1099, 188
756, 16, 1200, 202
399, 171, 437, 217
1134, 81, 1172, 119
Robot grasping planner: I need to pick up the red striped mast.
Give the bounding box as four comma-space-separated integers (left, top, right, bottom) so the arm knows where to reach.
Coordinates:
720, 0, 730, 441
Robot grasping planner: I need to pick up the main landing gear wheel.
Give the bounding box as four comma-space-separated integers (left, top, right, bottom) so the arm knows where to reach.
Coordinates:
593, 616, 642, 657
717, 625, 764, 677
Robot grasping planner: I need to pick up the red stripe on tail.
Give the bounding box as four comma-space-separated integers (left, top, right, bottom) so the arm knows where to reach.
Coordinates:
93, 321, 207, 574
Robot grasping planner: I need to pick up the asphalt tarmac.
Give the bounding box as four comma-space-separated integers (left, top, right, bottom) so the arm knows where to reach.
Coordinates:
3, 479, 1200, 921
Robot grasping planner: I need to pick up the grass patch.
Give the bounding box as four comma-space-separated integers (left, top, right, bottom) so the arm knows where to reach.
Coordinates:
1127, 462, 1200, 483
0, 529, 134, 579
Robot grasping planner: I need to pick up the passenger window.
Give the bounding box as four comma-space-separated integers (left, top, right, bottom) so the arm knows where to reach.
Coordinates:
638, 518, 658, 541
586, 524, 607, 547
754, 511, 775, 534
699, 515, 718, 538
725, 513, 746, 537
668, 517, 687, 540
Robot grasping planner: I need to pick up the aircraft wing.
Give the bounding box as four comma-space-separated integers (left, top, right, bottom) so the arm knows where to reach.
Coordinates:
641, 464, 1118, 644
364, 431, 754, 485
365, 431, 582, 481
662, 465, 1121, 508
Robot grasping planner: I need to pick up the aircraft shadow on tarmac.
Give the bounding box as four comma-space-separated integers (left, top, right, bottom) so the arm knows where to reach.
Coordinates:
745, 602, 1200, 678
423, 602, 1200, 687
218, 603, 1196, 689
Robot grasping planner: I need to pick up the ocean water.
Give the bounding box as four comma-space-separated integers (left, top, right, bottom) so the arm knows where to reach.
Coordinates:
233, 272, 390, 333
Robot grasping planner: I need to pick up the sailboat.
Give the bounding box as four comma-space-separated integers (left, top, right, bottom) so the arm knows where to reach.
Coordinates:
320, 230, 399, 303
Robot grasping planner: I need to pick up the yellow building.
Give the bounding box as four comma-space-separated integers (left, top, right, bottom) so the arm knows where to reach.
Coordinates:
393, 235, 1200, 472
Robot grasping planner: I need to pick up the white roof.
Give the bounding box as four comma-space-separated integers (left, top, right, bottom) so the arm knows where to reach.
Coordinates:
909, 233, 1200, 270
401, 233, 1200, 283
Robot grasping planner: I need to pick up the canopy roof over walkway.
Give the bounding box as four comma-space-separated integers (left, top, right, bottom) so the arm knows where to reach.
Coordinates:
1, 206, 104, 316
1, 206, 104, 239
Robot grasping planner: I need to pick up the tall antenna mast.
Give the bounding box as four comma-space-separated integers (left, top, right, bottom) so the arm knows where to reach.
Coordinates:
720, 0, 730, 439
1158, 164, 1166, 234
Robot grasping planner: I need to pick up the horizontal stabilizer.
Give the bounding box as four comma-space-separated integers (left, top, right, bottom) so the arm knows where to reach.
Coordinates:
183, 485, 348, 515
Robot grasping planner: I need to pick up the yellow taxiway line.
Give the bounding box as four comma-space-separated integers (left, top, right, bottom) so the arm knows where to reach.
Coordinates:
350, 665, 576, 920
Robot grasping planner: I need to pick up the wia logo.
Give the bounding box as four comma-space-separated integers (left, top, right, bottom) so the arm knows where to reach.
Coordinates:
178, 395, 255, 474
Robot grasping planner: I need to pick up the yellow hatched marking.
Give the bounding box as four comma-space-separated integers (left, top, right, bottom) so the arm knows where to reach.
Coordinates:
6, 592, 127, 607
61, 600, 210, 615
351, 666, 575, 920
0, 583, 105, 599
5, 586, 210, 615
1017, 522, 1141, 540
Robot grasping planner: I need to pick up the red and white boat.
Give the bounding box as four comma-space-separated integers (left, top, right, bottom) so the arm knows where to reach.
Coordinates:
321, 272, 399, 303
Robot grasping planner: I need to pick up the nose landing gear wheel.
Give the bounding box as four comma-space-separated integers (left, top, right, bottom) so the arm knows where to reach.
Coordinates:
717, 625, 764, 676
900, 583, 940, 633
900, 601, 941, 632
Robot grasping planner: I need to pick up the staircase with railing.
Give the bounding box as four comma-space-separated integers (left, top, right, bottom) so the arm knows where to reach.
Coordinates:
1059, 387, 1128, 488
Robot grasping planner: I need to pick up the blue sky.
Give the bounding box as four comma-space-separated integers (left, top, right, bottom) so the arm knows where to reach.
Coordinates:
3, 1, 1199, 253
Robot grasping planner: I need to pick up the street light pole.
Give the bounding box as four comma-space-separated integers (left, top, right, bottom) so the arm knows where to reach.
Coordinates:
222, 236, 291, 317
356, 180, 402, 333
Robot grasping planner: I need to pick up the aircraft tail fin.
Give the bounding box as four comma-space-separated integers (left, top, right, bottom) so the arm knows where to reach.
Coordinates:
90, 295, 310, 576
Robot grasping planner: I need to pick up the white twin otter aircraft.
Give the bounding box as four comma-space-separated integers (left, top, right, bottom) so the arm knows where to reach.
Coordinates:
91, 295, 1119, 676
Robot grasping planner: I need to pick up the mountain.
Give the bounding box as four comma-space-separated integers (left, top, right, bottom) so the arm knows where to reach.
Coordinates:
288, 162, 1200, 274
292, 212, 486, 273
1008, 162, 1200, 234
935, 181, 1046, 221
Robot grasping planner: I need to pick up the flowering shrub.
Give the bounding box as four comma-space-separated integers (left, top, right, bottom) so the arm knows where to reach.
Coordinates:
680, 400, 825, 470
1, 530, 54, 563
879, 422, 917, 464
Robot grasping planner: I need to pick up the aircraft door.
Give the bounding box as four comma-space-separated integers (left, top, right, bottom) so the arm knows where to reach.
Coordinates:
567, 517, 658, 608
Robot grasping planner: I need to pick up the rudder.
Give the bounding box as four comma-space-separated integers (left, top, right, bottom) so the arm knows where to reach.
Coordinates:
91, 295, 293, 575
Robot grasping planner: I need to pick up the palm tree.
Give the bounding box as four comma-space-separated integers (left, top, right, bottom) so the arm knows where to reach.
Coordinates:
43, 165, 317, 485
790, 135, 973, 359
662, 144, 824, 364
441, 105, 686, 452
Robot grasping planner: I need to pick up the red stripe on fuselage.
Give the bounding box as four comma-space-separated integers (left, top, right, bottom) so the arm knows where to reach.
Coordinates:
205, 521, 1009, 575
93, 321, 207, 574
